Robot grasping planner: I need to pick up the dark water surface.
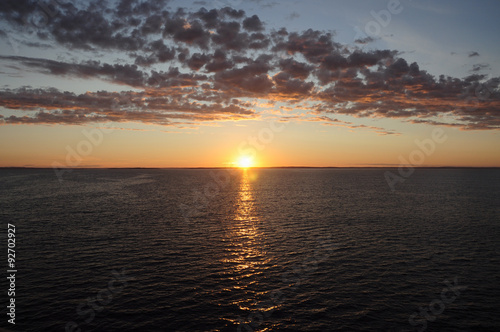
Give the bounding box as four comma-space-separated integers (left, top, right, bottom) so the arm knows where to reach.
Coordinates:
0, 168, 499, 331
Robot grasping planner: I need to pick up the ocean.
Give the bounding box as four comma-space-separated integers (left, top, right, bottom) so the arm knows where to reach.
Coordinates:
0, 168, 499, 331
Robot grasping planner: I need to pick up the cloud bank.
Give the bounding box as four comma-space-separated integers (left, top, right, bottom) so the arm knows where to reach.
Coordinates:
0, 0, 499, 130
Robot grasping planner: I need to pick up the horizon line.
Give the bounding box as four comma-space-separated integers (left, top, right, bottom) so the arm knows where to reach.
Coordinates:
1, 166, 500, 170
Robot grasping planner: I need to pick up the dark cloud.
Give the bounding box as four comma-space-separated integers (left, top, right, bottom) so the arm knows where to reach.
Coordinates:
211, 21, 247, 51
0, 0, 38, 24
193, 8, 219, 28
47, 2, 145, 52
140, 14, 165, 35
164, 18, 210, 49
205, 49, 234, 72
273, 72, 314, 96
243, 15, 264, 31
248, 32, 270, 49
469, 51, 480, 57
214, 55, 274, 94
279, 58, 314, 79
147, 67, 207, 88
347, 50, 396, 68
355, 36, 375, 44
186, 53, 210, 71
134, 39, 176, 66
220, 7, 245, 19
273, 29, 341, 63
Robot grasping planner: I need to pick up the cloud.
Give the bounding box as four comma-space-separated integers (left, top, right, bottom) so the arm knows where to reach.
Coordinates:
204, 49, 234, 72
0, 55, 147, 87
469, 51, 480, 57
0, 87, 258, 126
0, 2, 499, 131
471, 63, 490, 72
354, 36, 375, 44
278, 58, 314, 79
307, 116, 401, 135
273, 29, 341, 64
243, 15, 264, 31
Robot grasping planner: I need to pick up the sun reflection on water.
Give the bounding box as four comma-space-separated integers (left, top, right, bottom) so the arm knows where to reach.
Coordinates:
235, 169, 258, 223
219, 169, 277, 325
222, 170, 263, 273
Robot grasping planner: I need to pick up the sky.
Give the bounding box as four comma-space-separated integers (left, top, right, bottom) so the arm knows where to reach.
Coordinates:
0, 0, 499, 168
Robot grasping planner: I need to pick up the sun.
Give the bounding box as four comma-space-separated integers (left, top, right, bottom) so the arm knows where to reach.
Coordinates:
236, 156, 254, 168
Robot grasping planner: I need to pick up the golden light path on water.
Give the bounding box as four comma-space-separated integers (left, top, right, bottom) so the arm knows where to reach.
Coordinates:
220, 170, 279, 331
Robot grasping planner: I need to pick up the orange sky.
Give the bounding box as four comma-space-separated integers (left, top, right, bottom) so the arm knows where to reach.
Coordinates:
1, 1, 499, 168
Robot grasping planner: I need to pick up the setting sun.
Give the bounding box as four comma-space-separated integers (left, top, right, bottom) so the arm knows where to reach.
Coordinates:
236, 156, 254, 168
